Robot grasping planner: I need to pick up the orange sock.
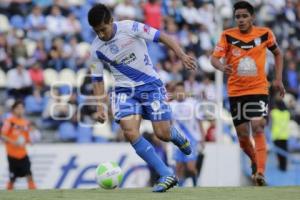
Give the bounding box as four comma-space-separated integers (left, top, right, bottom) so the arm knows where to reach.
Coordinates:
28, 180, 37, 190
238, 136, 257, 165
253, 133, 267, 174
6, 181, 14, 190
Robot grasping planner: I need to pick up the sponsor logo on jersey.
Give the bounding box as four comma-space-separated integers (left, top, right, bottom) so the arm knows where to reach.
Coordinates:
241, 45, 254, 49
114, 53, 137, 65
254, 38, 261, 46
150, 100, 161, 112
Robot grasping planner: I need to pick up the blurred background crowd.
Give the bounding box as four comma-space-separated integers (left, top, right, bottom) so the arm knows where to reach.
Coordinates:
0, 0, 299, 153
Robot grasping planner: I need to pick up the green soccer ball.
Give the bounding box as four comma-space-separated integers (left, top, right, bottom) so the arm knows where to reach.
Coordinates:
95, 161, 123, 189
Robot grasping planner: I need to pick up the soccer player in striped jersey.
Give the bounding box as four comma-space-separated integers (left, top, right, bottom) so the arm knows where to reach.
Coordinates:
87, 4, 197, 192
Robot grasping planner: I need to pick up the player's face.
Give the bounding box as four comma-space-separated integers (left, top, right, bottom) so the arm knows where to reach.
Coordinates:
93, 20, 114, 41
234, 9, 254, 33
13, 104, 25, 117
174, 85, 186, 101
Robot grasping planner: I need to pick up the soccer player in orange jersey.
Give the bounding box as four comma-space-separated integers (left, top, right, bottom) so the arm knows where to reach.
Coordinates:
1, 100, 36, 190
211, 1, 285, 186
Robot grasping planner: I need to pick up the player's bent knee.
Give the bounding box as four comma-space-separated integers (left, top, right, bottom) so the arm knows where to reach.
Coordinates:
122, 129, 140, 143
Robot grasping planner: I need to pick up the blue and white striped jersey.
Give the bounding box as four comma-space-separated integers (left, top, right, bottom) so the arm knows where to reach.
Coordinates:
90, 20, 161, 87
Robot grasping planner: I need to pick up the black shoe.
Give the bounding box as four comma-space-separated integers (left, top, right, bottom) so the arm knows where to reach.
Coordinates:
253, 173, 267, 186
152, 175, 178, 192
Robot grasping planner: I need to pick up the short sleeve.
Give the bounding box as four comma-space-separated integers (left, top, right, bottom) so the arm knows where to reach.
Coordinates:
89, 50, 104, 82
125, 20, 160, 43
212, 32, 228, 58
267, 29, 278, 52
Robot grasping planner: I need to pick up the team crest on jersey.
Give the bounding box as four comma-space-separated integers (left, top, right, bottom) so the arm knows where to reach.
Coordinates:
254, 38, 261, 46
151, 100, 161, 112
109, 44, 119, 54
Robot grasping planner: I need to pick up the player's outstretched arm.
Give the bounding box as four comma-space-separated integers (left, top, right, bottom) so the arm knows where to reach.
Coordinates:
93, 81, 107, 123
210, 55, 233, 75
158, 32, 197, 71
272, 48, 285, 97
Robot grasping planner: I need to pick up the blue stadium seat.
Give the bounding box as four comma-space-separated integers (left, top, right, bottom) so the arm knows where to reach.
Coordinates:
76, 125, 93, 143
59, 84, 73, 95
24, 95, 44, 114
57, 122, 77, 141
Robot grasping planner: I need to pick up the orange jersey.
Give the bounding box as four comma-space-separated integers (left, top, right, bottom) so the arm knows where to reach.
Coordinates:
1, 115, 30, 159
212, 26, 278, 97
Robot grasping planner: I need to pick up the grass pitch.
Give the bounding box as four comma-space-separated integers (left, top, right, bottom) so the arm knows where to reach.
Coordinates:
1, 187, 299, 200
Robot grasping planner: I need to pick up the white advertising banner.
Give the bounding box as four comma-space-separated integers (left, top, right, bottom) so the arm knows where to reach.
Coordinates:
0, 143, 241, 189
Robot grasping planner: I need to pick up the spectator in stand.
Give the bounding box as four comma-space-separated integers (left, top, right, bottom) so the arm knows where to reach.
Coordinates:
181, 0, 200, 26
11, 32, 27, 62
28, 61, 44, 88
114, 0, 136, 20
48, 38, 64, 70
184, 71, 201, 98
45, 6, 66, 38
285, 61, 298, 98
0, 33, 11, 72
143, 0, 162, 29
26, 5, 47, 41
164, 0, 183, 24
7, 58, 32, 99
200, 75, 216, 102
156, 62, 171, 84
63, 13, 82, 39
32, 40, 48, 65
63, 36, 87, 71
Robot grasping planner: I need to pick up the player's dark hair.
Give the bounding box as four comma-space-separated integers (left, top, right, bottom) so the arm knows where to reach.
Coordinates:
233, 1, 254, 15
11, 100, 24, 110
88, 4, 112, 27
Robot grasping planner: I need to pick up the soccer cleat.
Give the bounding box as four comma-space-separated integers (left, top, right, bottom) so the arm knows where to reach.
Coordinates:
152, 175, 178, 192
170, 127, 192, 155
253, 173, 267, 186
179, 139, 192, 155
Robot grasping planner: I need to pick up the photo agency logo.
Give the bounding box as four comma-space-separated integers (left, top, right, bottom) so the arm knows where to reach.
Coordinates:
48, 75, 267, 127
